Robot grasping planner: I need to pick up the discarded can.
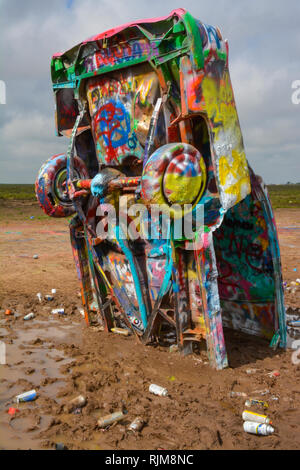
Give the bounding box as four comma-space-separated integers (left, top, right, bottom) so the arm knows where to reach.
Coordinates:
243, 421, 274, 436
169, 344, 179, 353
128, 417, 144, 433
23, 313, 35, 321
245, 368, 258, 375
15, 390, 37, 403
229, 391, 247, 398
45, 295, 54, 301
111, 327, 129, 336
36, 293, 42, 303
252, 389, 270, 396
98, 411, 125, 428
242, 410, 271, 424
51, 308, 65, 315
267, 370, 280, 378
55, 443, 67, 450
287, 321, 300, 327
149, 384, 168, 397
69, 395, 86, 408
245, 399, 268, 409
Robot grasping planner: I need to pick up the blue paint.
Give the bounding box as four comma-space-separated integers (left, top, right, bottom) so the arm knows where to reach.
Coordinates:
115, 225, 148, 329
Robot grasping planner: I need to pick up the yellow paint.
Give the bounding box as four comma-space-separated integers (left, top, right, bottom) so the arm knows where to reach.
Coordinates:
219, 150, 251, 202
164, 173, 204, 204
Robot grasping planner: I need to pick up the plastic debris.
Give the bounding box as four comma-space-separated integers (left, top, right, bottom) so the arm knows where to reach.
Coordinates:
127, 417, 144, 433
149, 384, 168, 397
36, 292, 42, 303
23, 313, 35, 321
242, 410, 271, 424
5, 309, 12, 316
33, 254, 39, 259
15, 390, 37, 403
98, 411, 125, 428
51, 289, 57, 294
243, 421, 274, 436
169, 344, 178, 353
111, 327, 129, 336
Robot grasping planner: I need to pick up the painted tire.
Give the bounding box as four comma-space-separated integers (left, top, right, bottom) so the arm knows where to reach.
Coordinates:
35, 153, 89, 217
140, 143, 206, 217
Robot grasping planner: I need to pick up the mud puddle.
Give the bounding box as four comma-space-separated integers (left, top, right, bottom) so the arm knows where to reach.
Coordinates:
0, 316, 82, 450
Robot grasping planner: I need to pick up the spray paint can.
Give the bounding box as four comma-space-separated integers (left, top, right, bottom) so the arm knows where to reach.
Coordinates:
245, 399, 268, 409
51, 308, 65, 315
69, 395, 86, 408
243, 421, 274, 436
23, 313, 35, 321
111, 327, 129, 336
15, 390, 37, 403
97, 411, 125, 428
127, 417, 144, 433
149, 384, 168, 397
229, 391, 247, 398
242, 410, 271, 424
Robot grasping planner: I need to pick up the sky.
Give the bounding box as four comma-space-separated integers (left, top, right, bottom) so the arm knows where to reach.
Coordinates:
0, 0, 299, 184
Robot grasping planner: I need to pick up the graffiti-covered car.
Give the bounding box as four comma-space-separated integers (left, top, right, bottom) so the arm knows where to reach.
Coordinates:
36, 8, 286, 369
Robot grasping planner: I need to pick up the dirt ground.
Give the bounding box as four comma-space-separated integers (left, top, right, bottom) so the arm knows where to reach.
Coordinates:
0, 201, 299, 450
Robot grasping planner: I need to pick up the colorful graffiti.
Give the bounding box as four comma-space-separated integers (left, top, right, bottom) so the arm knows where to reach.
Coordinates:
36, 9, 286, 370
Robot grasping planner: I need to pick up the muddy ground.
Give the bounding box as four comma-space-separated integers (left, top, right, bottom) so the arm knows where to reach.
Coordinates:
0, 201, 299, 450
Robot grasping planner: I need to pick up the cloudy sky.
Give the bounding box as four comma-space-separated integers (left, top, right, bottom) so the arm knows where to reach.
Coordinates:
0, 0, 299, 184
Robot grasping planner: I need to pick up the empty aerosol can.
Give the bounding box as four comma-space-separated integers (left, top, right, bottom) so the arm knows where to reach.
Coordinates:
243, 421, 274, 436
23, 313, 35, 321
149, 384, 168, 397
128, 417, 144, 432
51, 308, 65, 315
98, 411, 125, 428
245, 399, 268, 409
69, 395, 86, 408
15, 390, 37, 403
242, 410, 271, 424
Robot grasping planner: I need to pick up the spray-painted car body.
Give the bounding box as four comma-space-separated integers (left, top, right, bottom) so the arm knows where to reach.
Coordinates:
36, 8, 286, 369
